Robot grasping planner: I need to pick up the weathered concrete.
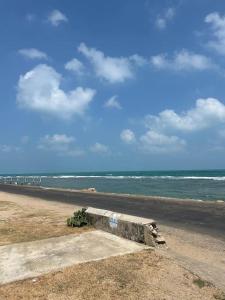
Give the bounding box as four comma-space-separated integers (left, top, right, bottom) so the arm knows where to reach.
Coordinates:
86, 207, 165, 247
0, 230, 149, 284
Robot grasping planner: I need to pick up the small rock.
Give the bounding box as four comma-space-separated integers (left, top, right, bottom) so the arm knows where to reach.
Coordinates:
156, 236, 166, 244
32, 278, 37, 283
87, 188, 97, 192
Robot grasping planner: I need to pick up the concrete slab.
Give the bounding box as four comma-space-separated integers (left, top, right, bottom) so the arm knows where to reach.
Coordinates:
0, 230, 149, 285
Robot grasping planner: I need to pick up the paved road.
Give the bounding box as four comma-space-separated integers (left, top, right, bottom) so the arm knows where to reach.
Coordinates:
1, 184, 225, 241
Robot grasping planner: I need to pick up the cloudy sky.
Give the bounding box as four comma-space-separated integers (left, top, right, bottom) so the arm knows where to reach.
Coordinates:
1, 0, 225, 173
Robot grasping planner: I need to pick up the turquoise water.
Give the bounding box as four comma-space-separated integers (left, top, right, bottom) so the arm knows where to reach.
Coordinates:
1, 170, 225, 201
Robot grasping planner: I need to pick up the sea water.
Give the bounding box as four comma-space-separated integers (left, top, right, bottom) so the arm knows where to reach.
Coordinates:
1, 169, 225, 201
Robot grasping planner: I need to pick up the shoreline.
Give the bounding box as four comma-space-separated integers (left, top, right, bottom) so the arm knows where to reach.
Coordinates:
39, 185, 225, 205
4, 183, 225, 205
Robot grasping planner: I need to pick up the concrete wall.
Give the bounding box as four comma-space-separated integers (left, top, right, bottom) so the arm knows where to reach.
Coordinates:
86, 207, 165, 247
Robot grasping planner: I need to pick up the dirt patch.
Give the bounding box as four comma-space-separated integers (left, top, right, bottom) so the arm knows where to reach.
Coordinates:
159, 225, 225, 291
0, 250, 224, 300
0, 193, 91, 246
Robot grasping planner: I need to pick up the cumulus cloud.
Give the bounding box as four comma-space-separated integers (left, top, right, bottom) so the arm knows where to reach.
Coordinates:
120, 129, 136, 144
139, 98, 225, 153
65, 58, 85, 75
104, 96, 122, 110
144, 98, 225, 132
90, 142, 109, 154
17, 64, 96, 119
140, 130, 186, 153
155, 7, 175, 30
38, 134, 84, 156
205, 12, 225, 55
18, 48, 48, 60
121, 98, 225, 154
47, 9, 68, 26
151, 50, 215, 71
78, 43, 143, 83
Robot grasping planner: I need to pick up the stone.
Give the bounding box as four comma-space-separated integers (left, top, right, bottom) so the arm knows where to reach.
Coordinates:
87, 188, 96, 192
156, 236, 166, 244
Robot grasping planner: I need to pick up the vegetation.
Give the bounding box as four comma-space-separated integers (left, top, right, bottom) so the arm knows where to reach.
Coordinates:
67, 208, 88, 227
193, 278, 209, 289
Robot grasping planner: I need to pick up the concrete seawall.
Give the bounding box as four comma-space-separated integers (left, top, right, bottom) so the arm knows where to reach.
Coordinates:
86, 207, 165, 247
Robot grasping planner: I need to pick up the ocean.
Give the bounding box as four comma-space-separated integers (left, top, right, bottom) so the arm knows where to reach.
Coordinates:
1, 169, 225, 201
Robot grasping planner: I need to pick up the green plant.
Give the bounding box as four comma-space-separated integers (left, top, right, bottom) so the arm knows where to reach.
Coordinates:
67, 208, 88, 227
193, 278, 208, 289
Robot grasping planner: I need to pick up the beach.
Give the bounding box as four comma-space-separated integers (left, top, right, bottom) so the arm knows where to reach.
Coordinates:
0, 189, 225, 299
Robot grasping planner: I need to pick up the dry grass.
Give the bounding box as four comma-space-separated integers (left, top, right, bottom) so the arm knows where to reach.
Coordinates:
0, 199, 92, 246
0, 192, 224, 299
0, 250, 224, 300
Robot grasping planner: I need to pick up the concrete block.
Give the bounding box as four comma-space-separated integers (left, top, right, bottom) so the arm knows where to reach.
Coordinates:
86, 207, 165, 247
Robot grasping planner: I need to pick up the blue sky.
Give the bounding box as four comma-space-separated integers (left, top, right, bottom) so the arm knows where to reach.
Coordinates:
1, 0, 225, 173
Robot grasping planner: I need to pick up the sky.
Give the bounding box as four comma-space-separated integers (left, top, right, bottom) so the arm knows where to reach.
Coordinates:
1, 0, 225, 173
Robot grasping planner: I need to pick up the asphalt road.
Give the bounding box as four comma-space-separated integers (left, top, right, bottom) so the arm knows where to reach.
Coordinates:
1, 184, 225, 241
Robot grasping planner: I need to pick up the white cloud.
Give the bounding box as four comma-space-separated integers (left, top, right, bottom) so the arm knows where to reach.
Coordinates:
0, 145, 20, 153
18, 48, 48, 60
151, 50, 215, 71
78, 43, 143, 83
65, 58, 85, 75
120, 129, 136, 144
120, 98, 225, 154
104, 95, 122, 110
90, 142, 109, 154
155, 18, 166, 30
144, 98, 225, 132
39, 134, 84, 156
205, 12, 225, 55
39, 134, 74, 151
155, 7, 175, 30
140, 130, 186, 153
137, 98, 225, 154
17, 64, 96, 119
47, 9, 68, 26
0, 145, 12, 153
129, 54, 147, 66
